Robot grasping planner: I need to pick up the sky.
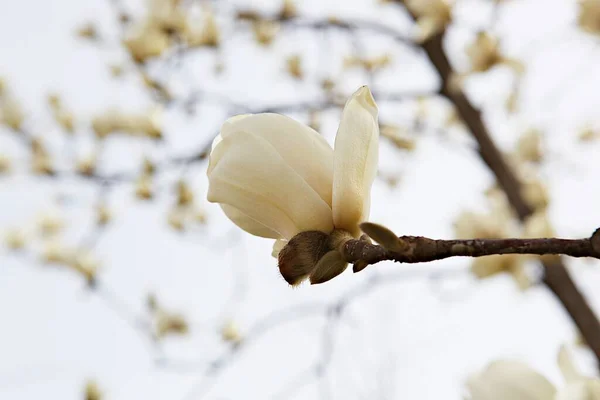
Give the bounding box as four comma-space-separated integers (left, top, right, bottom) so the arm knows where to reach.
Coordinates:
1, 0, 600, 399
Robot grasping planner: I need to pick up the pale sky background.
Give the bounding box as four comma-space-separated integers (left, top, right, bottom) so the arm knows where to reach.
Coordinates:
1, 0, 600, 399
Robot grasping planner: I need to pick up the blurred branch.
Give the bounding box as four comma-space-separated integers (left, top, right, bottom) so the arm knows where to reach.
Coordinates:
270, 365, 321, 400
279, 17, 415, 47
168, 268, 463, 399
92, 281, 162, 353
36, 91, 429, 186
397, 0, 600, 365
176, 303, 326, 400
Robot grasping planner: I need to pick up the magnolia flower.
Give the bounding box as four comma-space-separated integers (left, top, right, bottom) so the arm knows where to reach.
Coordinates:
516, 129, 543, 163
466, 32, 524, 74
207, 86, 379, 285
467, 360, 557, 400
96, 203, 111, 226
380, 124, 416, 151
84, 380, 102, 400
578, 0, 600, 35
467, 346, 600, 400
466, 32, 502, 73
186, 8, 220, 48
252, 19, 280, 46
4, 228, 26, 250
220, 320, 242, 344
147, 0, 187, 35
47, 94, 75, 133
0, 153, 11, 173
76, 153, 97, 176
279, 0, 297, 20
123, 22, 170, 63
523, 210, 554, 239
405, 0, 452, 42
92, 108, 162, 138
579, 126, 600, 142
155, 309, 189, 338
76, 23, 99, 41
286, 54, 303, 79
520, 174, 549, 212
0, 84, 24, 131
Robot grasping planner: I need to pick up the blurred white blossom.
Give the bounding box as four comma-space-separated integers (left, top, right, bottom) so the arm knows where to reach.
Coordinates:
578, 0, 600, 35
467, 360, 556, 400
467, 345, 600, 400
0, 79, 25, 130
405, 0, 452, 41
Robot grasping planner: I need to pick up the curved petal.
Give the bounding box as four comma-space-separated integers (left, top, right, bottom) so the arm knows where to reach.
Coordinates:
207, 114, 253, 175
207, 130, 333, 240
221, 204, 280, 239
221, 113, 334, 206
272, 239, 287, 258
207, 133, 224, 176
556, 345, 600, 400
211, 133, 222, 152
467, 360, 556, 400
221, 113, 252, 128
557, 345, 584, 384
332, 86, 379, 236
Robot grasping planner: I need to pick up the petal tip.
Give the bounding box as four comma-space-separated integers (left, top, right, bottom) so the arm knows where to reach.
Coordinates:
351, 86, 378, 116
223, 113, 253, 127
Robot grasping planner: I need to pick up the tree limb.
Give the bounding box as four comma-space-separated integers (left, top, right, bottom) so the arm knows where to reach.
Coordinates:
398, 1, 600, 364
344, 229, 600, 265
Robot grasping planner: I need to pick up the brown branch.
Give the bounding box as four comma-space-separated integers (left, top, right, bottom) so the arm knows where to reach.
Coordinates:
343, 229, 600, 265
398, 2, 600, 364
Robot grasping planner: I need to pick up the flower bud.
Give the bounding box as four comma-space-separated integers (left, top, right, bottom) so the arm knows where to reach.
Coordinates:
155, 310, 189, 338
278, 231, 329, 286
221, 320, 242, 344
359, 222, 408, 252
309, 250, 348, 284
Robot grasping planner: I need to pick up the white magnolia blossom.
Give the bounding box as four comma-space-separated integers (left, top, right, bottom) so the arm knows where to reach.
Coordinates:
207, 86, 379, 250
467, 346, 600, 400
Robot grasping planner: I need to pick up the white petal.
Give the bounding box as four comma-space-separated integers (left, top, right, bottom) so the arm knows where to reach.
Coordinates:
557, 345, 582, 383
221, 113, 334, 206
555, 380, 600, 400
332, 86, 379, 236
222, 114, 252, 126
272, 239, 287, 258
221, 204, 280, 239
207, 130, 333, 240
211, 133, 222, 153
467, 360, 556, 400
207, 115, 253, 174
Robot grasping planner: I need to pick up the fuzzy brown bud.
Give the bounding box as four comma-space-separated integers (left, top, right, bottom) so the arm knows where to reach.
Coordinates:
277, 231, 329, 286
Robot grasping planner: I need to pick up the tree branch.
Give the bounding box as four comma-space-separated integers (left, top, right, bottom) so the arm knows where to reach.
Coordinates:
398, 1, 600, 364
344, 229, 600, 265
